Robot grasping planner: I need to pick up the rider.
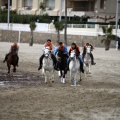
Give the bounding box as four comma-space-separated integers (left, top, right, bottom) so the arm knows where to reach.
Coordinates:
38, 39, 57, 70
3, 43, 19, 66
83, 42, 96, 65
66, 43, 84, 73
54, 42, 68, 56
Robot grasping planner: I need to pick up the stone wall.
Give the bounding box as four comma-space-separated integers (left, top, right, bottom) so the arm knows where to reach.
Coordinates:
0, 30, 116, 48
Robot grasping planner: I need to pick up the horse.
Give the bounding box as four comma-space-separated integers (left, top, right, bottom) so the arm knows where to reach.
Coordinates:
56, 50, 68, 84
69, 50, 81, 86
83, 46, 91, 75
41, 47, 54, 84
6, 47, 18, 74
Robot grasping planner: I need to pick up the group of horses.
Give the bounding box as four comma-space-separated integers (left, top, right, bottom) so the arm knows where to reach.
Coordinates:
41, 46, 92, 86
4, 45, 92, 86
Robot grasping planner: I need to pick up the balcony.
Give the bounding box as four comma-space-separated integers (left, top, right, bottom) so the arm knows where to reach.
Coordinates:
18, 6, 38, 15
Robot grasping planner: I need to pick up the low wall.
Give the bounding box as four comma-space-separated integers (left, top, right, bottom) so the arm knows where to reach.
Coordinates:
0, 30, 116, 48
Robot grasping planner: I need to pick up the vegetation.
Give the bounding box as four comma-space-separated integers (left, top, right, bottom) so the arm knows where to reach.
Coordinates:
29, 22, 36, 46
39, 2, 46, 11
54, 21, 64, 44
0, 11, 120, 25
100, 26, 117, 50
0, 10, 51, 24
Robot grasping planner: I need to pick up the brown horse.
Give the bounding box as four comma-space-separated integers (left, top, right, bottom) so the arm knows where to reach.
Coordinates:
6, 47, 18, 74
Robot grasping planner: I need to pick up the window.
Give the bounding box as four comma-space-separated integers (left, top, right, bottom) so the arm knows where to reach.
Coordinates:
73, 24, 86, 28
46, 0, 55, 10
73, 1, 95, 11
100, 0, 105, 9
24, 0, 33, 10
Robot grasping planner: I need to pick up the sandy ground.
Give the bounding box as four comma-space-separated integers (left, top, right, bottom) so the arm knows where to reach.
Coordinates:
0, 42, 120, 120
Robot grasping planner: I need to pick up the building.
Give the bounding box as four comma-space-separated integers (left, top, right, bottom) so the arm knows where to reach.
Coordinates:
0, 0, 120, 22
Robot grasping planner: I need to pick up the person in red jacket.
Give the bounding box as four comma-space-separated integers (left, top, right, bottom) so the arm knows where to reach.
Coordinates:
3, 43, 19, 66
83, 43, 96, 65
66, 43, 84, 73
38, 39, 57, 70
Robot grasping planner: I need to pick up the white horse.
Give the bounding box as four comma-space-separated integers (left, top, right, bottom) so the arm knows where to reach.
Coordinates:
41, 47, 54, 83
69, 50, 81, 86
83, 46, 91, 75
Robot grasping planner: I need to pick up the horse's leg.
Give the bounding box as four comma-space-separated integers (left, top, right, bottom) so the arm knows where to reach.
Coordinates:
60, 77, 63, 83
86, 64, 89, 74
84, 63, 87, 77
13, 65, 16, 72
43, 69, 47, 84
60, 70, 63, 83
89, 63, 91, 74
51, 69, 54, 83
79, 71, 82, 81
7, 62, 10, 74
62, 70, 66, 84
70, 71, 74, 85
58, 70, 61, 77
73, 71, 77, 86
42, 68, 48, 84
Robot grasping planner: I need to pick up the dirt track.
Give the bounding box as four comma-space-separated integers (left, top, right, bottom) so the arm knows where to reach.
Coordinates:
0, 42, 120, 120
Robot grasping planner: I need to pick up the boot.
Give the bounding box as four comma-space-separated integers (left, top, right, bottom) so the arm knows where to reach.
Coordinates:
91, 59, 96, 65
3, 54, 8, 63
3, 59, 6, 63
65, 60, 70, 72
38, 55, 44, 70
51, 54, 58, 70
38, 64, 42, 70
54, 64, 58, 71
90, 53, 96, 65
92, 62, 96, 65
80, 61, 84, 73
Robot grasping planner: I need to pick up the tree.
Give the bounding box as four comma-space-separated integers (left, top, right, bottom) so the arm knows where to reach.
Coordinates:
29, 22, 36, 46
54, 21, 64, 44
100, 26, 117, 50
39, 1, 46, 15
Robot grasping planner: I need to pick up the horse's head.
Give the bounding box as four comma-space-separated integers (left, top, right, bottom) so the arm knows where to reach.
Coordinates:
70, 50, 76, 60
86, 46, 91, 54
11, 47, 17, 55
43, 47, 50, 58
57, 50, 63, 57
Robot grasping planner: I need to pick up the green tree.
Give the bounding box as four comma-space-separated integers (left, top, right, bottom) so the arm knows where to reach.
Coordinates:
29, 22, 36, 46
39, 1, 46, 15
100, 26, 117, 50
54, 21, 64, 44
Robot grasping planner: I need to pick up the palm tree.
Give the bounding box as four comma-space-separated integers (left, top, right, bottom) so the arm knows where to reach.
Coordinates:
29, 22, 36, 46
100, 26, 117, 50
54, 21, 64, 44
64, 0, 67, 46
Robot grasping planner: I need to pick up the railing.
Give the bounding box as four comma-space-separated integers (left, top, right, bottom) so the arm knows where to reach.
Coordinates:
0, 23, 119, 37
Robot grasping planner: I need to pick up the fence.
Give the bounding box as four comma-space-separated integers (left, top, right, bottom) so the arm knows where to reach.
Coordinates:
0, 23, 120, 37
